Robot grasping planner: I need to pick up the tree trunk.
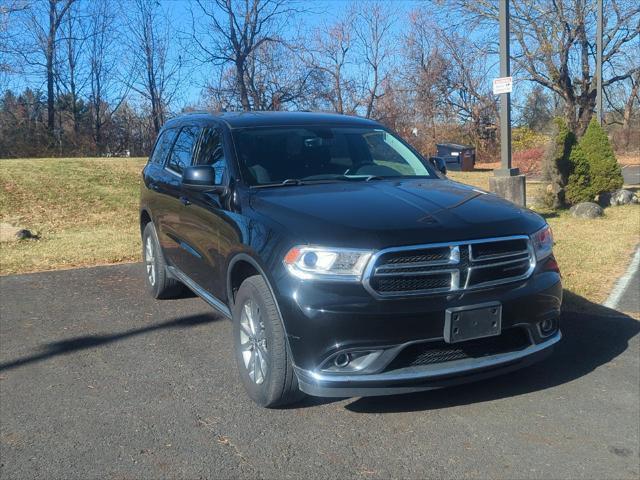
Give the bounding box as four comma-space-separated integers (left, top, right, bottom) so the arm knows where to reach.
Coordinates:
94, 76, 102, 151
622, 74, 639, 149
365, 63, 378, 119
46, 1, 56, 134
236, 59, 251, 111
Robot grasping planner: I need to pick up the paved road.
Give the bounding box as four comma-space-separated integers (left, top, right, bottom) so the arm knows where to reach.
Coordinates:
622, 164, 640, 186
1, 264, 639, 479
617, 265, 640, 313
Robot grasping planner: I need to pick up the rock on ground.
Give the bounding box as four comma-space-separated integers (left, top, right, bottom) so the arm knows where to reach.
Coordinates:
570, 202, 604, 219
609, 189, 639, 206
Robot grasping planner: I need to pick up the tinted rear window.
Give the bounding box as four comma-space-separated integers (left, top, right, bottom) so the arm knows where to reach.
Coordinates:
167, 126, 200, 174
149, 129, 177, 165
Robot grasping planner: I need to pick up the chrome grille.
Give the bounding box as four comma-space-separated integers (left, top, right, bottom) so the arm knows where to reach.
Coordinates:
364, 236, 535, 298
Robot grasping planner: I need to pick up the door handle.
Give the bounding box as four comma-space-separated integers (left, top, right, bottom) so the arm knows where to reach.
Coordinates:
179, 196, 191, 206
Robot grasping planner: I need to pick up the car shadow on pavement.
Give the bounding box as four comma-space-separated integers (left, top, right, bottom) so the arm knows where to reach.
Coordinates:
345, 291, 640, 414
0, 313, 221, 372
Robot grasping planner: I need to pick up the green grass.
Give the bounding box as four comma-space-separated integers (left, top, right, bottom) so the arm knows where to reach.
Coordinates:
1, 159, 638, 312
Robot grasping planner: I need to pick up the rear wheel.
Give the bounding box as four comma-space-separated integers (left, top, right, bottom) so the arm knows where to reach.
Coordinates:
142, 222, 183, 299
233, 275, 304, 407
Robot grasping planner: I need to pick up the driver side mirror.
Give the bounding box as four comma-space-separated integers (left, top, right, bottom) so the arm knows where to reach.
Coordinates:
182, 165, 228, 195
428, 157, 447, 176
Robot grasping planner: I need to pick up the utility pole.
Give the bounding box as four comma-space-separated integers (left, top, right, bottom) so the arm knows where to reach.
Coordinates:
596, 0, 603, 124
489, 0, 526, 206
498, 0, 514, 174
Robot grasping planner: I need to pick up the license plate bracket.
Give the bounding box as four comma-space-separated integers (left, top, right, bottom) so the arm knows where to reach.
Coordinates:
444, 302, 502, 343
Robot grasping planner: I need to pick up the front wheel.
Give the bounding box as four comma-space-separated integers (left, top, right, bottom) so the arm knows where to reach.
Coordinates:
233, 275, 304, 407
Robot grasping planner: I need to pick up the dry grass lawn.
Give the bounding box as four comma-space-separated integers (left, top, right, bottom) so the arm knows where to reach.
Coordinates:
1, 157, 146, 274
1, 158, 638, 311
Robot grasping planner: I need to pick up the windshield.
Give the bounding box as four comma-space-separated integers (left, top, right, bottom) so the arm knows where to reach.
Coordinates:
233, 126, 433, 186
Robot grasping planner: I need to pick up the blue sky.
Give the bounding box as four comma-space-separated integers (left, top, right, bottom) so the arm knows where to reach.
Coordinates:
5, 0, 512, 111
158, 0, 430, 107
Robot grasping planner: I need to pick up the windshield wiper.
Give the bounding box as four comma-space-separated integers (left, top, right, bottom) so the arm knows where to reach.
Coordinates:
303, 174, 386, 182
253, 175, 385, 188
253, 178, 306, 188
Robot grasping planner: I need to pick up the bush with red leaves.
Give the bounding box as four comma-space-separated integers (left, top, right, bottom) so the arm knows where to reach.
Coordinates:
512, 147, 544, 175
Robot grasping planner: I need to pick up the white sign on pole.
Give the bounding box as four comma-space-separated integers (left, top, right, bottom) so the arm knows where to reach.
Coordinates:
493, 76, 513, 95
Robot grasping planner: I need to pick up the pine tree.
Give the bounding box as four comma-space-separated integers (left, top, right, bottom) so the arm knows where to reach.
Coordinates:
579, 118, 624, 197
565, 118, 624, 204
565, 144, 592, 204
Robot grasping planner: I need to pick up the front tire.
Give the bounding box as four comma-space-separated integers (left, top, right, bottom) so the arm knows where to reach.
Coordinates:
233, 275, 304, 408
142, 222, 183, 299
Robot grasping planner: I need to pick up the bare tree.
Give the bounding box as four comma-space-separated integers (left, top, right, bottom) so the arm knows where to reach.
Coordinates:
437, 29, 498, 140
127, 0, 182, 134
303, 13, 359, 114
0, 0, 30, 84
87, 0, 126, 150
402, 9, 449, 143
58, 1, 87, 137
620, 71, 640, 148
606, 68, 640, 149
353, 1, 394, 118
13, 0, 75, 134
243, 41, 313, 110
404, 9, 497, 147
452, 0, 640, 136
43, 0, 75, 133
192, 0, 297, 111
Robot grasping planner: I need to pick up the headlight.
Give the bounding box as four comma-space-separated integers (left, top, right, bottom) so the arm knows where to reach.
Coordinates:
283, 246, 373, 281
530, 225, 554, 261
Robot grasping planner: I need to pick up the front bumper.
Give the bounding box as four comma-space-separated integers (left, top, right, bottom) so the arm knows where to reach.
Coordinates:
295, 330, 561, 397
275, 267, 562, 362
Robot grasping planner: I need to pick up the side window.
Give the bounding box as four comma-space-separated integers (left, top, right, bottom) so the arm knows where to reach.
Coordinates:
195, 127, 226, 184
167, 126, 201, 174
149, 129, 177, 165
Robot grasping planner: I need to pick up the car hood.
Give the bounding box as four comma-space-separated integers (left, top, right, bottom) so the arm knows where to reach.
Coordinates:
249, 179, 545, 249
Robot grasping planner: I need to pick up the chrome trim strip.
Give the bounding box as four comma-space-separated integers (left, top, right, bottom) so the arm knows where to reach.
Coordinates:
300, 330, 561, 384
374, 268, 458, 278
167, 265, 232, 318
470, 249, 530, 262
467, 256, 531, 270
164, 167, 182, 178
362, 235, 535, 299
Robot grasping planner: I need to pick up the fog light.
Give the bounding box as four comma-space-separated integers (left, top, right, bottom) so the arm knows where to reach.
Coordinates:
323, 350, 384, 372
334, 353, 351, 368
539, 318, 556, 335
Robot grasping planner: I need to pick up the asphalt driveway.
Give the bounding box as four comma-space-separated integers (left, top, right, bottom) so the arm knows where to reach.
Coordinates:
622, 164, 640, 186
1, 264, 638, 479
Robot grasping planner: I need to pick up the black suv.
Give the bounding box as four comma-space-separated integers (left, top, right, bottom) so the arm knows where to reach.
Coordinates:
140, 112, 562, 407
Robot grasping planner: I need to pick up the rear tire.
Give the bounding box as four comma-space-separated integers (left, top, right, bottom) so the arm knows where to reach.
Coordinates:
233, 275, 305, 408
142, 222, 184, 299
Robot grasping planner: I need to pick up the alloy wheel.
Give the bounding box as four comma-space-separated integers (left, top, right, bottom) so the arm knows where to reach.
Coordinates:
145, 236, 156, 286
239, 299, 268, 384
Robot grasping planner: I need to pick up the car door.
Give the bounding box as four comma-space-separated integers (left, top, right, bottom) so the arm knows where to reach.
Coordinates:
177, 126, 237, 301
154, 125, 202, 271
